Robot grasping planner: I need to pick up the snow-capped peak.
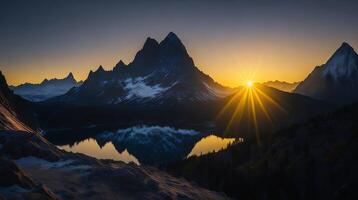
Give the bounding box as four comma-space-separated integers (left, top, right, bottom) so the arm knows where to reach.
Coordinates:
322, 42, 358, 80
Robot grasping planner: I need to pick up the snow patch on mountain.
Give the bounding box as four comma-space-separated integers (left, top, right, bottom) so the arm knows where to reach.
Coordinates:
321, 43, 358, 80
124, 77, 175, 99
101, 125, 199, 139
11, 73, 82, 102
323, 52, 358, 80
294, 42, 358, 105
96, 125, 201, 165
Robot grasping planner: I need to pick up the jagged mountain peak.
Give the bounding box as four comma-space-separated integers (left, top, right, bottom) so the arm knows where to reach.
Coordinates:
50, 33, 232, 105
143, 37, 159, 50
159, 32, 187, 53
0, 71, 10, 94
39, 72, 77, 85
113, 60, 127, 72
0, 71, 37, 131
294, 42, 358, 105
116, 60, 126, 67
96, 65, 105, 72
12, 72, 82, 102
41, 78, 49, 84
162, 32, 181, 43
66, 72, 75, 80
338, 42, 354, 52
87, 66, 106, 80
329, 42, 356, 59
0, 71, 8, 86
323, 42, 358, 79
86, 65, 109, 83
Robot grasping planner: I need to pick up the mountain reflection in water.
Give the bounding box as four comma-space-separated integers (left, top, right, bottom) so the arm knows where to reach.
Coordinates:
58, 138, 140, 165
47, 126, 241, 166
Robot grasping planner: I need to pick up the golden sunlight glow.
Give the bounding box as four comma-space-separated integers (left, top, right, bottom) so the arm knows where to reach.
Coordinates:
246, 81, 253, 88
187, 135, 236, 158
59, 138, 140, 165
216, 84, 288, 146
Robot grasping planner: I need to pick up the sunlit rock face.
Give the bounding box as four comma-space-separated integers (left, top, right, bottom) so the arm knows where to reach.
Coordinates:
11, 73, 82, 102
294, 42, 358, 105
50, 32, 233, 105
0, 71, 38, 132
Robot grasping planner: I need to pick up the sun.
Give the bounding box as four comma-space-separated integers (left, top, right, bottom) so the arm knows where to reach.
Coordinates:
246, 81, 253, 88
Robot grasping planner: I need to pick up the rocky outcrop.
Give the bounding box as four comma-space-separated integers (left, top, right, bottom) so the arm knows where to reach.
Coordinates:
0, 158, 59, 200
0, 71, 38, 132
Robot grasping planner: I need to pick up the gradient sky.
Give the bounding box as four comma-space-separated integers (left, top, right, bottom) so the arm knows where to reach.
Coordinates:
1, 0, 357, 86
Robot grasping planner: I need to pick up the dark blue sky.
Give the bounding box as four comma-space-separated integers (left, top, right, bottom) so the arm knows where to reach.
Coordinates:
1, 0, 357, 86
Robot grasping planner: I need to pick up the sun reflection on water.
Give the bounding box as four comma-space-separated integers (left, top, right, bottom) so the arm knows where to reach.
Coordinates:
58, 138, 140, 165
187, 135, 237, 158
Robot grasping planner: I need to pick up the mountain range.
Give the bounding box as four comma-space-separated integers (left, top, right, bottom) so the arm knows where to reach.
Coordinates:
33, 33, 330, 137
11, 72, 82, 102
294, 42, 358, 105
262, 80, 300, 92
49, 32, 233, 105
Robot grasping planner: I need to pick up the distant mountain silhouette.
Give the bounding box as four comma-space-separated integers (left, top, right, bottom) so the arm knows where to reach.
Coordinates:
50, 32, 233, 105
262, 80, 300, 92
294, 42, 358, 105
36, 33, 330, 134
11, 73, 82, 102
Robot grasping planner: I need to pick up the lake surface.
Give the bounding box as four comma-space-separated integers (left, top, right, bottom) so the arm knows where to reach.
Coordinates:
46, 125, 237, 166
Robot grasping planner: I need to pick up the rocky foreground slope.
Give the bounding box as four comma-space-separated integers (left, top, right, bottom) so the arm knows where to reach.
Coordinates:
0, 71, 229, 200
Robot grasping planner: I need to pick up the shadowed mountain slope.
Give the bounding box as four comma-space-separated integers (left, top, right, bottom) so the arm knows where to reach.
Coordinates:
294, 42, 358, 105
169, 101, 358, 200
0, 71, 38, 132
262, 80, 300, 92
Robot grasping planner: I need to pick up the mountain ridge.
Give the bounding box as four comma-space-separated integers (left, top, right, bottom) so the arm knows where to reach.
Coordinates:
294, 42, 358, 105
262, 80, 300, 92
11, 72, 83, 102
50, 32, 234, 105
